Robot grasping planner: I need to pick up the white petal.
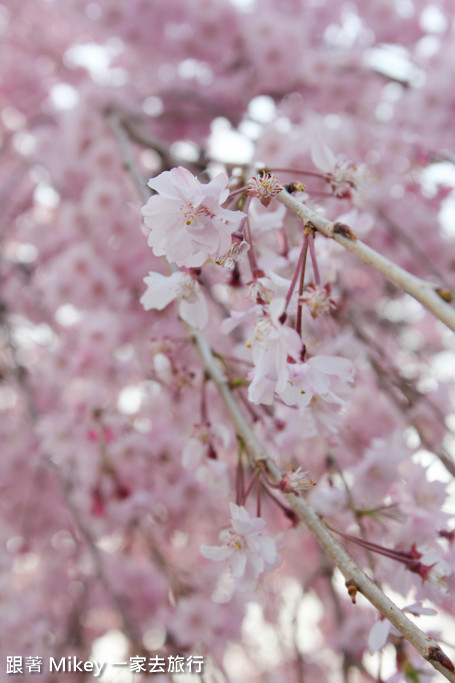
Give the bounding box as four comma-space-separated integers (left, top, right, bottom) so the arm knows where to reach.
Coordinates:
260, 536, 281, 568
247, 372, 276, 405
229, 503, 249, 523
368, 619, 390, 652
178, 292, 208, 329
308, 355, 354, 381
212, 422, 231, 448
268, 296, 286, 323
230, 550, 247, 578
140, 271, 181, 311
404, 603, 437, 617
220, 308, 253, 334
182, 438, 205, 469
311, 137, 336, 173
147, 170, 182, 199
200, 544, 232, 562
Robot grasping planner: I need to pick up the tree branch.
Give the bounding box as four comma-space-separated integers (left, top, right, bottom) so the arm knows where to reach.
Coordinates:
111, 120, 455, 679
190, 327, 455, 681
50, 461, 143, 650
277, 189, 455, 334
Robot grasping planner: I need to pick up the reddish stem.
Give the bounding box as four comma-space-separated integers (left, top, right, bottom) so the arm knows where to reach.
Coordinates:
307, 233, 321, 285
242, 468, 260, 506
235, 452, 245, 506
227, 186, 248, 201
296, 237, 309, 336
332, 527, 419, 566
200, 373, 208, 425
268, 167, 326, 180
284, 234, 309, 314
256, 473, 261, 517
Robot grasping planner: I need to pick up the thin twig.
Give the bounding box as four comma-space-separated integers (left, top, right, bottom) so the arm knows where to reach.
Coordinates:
108, 113, 151, 204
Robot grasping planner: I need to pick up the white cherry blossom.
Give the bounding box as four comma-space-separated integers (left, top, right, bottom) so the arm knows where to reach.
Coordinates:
142, 166, 245, 267
311, 137, 369, 199
201, 503, 281, 591
140, 270, 208, 329
247, 297, 303, 405
276, 354, 355, 408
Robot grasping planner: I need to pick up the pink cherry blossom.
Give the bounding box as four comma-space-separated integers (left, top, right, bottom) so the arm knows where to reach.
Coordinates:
142, 166, 245, 267
299, 283, 337, 318
279, 467, 316, 494
275, 354, 354, 408
201, 503, 281, 591
247, 171, 282, 207
140, 270, 208, 329
311, 137, 369, 198
246, 298, 303, 405
4, 1, 455, 680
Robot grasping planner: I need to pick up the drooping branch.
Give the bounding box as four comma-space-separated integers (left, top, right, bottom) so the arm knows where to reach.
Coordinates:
190, 326, 455, 681
111, 118, 455, 679
277, 189, 455, 334
50, 461, 144, 650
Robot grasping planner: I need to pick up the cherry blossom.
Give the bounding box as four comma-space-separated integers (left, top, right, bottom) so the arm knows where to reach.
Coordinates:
201, 503, 281, 591
247, 171, 283, 207
279, 467, 316, 494
246, 298, 303, 404
311, 137, 369, 199
142, 167, 245, 267
3, 1, 455, 681
249, 350, 354, 408
299, 283, 337, 318
140, 270, 208, 329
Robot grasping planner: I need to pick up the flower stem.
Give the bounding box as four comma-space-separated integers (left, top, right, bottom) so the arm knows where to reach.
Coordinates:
307, 233, 321, 285
296, 237, 309, 336
284, 234, 309, 314
190, 325, 455, 681
278, 188, 455, 334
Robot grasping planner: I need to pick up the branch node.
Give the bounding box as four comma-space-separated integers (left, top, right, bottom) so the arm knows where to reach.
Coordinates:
427, 646, 455, 673
304, 221, 317, 237
345, 578, 360, 604
332, 222, 358, 241
435, 287, 453, 303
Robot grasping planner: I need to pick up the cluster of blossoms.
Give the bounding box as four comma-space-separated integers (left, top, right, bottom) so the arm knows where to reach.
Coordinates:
4, 1, 455, 681
140, 167, 246, 328
135, 137, 455, 681
138, 159, 452, 638
139, 165, 357, 590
